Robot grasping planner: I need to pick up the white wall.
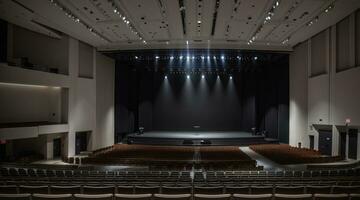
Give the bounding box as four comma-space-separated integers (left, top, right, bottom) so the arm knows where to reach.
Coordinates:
289, 41, 308, 147
290, 10, 360, 159
0, 83, 61, 123
95, 52, 115, 149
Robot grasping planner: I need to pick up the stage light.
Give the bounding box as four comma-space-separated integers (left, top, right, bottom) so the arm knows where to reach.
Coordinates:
135, 56, 138, 59
217, 75, 219, 79
237, 56, 241, 60
164, 75, 168, 79
202, 74, 205, 79
192, 56, 195, 59
201, 56, 205, 59
221, 56, 225, 60
179, 56, 183, 60
155, 56, 160, 59
213, 56, 216, 59
187, 75, 190, 79
254, 56, 258, 60
186, 56, 190, 60
207, 56, 210, 59
230, 76, 233, 80
170, 56, 174, 60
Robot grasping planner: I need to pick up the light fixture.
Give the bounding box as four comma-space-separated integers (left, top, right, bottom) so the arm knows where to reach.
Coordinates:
135, 56, 138, 59
155, 56, 160, 59
170, 56, 174, 60
186, 40, 189, 45
187, 75, 190, 79
192, 56, 195, 59
230, 76, 233, 80
202, 74, 205, 79
237, 56, 241, 60
221, 56, 225, 60
207, 56, 210, 59
201, 56, 205, 59
213, 56, 216, 59
197, 20, 202, 24
179, 56, 183, 60
254, 56, 258, 60
186, 56, 190, 60
165, 75, 168, 79
217, 75, 220, 79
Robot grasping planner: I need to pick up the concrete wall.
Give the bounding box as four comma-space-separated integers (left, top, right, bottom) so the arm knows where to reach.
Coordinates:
289, 10, 360, 159
95, 52, 115, 149
0, 22, 115, 159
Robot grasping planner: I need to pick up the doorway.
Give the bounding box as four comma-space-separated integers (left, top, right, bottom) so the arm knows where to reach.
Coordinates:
53, 138, 61, 158
348, 129, 358, 159
318, 130, 332, 156
339, 132, 346, 158
75, 132, 89, 155
309, 135, 314, 150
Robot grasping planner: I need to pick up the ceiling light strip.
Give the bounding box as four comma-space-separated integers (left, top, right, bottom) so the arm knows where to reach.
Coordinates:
111, 0, 146, 44
248, 0, 281, 45
48, 0, 111, 42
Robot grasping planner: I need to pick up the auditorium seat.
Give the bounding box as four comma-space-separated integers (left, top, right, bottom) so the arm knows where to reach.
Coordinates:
274, 194, 312, 200
250, 186, 273, 194
225, 186, 250, 194
154, 194, 191, 200
83, 186, 115, 194
314, 194, 348, 200
332, 186, 360, 194
232, 194, 272, 200
74, 194, 113, 200
350, 194, 360, 200
306, 186, 332, 194
194, 194, 231, 200
50, 185, 81, 194
134, 186, 159, 194
274, 186, 305, 194
117, 186, 134, 194
0, 193, 31, 200
161, 186, 192, 194
0, 185, 18, 194
194, 186, 224, 194
19, 185, 48, 194
32, 193, 73, 200
115, 194, 152, 200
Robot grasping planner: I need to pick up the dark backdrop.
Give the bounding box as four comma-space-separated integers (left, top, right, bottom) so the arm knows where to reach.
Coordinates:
114, 52, 289, 143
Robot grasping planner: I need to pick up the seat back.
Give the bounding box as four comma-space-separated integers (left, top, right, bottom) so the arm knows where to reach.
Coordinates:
32, 193, 73, 200
19, 186, 48, 194
83, 186, 115, 194
232, 194, 272, 200
115, 194, 152, 200
314, 194, 348, 200
225, 186, 249, 194
161, 186, 192, 194
74, 194, 113, 200
275, 186, 305, 194
350, 194, 360, 200
134, 186, 159, 194
274, 194, 312, 200
0, 193, 31, 200
194, 194, 231, 200
194, 186, 224, 194
154, 194, 191, 200
117, 186, 134, 194
50, 185, 81, 194
333, 186, 360, 194
250, 186, 273, 195
0, 185, 18, 194
306, 186, 332, 194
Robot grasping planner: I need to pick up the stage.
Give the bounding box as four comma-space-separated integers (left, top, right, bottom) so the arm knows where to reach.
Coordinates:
126, 131, 278, 146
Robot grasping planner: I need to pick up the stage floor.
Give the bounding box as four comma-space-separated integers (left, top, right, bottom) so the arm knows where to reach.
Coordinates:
128, 131, 262, 139
126, 131, 274, 146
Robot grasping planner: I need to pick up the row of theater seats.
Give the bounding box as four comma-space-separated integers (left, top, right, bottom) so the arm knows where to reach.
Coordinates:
0, 185, 359, 195
0, 193, 360, 200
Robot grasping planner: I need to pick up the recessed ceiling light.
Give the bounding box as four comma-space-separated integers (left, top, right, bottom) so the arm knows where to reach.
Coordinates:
197, 20, 202, 24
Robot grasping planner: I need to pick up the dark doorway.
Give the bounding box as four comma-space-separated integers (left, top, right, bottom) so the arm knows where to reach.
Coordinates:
339, 132, 346, 158
348, 129, 358, 159
0, 142, 6, 161
76, 132, 88, 155
53, 138, 61, 158
318, 130, 332, 156
309, 135, 314, 150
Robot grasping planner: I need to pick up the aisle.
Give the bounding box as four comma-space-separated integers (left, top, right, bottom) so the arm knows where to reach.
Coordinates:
239, 146, 284, 171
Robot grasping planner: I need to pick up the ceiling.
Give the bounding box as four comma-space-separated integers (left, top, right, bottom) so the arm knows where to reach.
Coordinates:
0, 0, 359, 52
